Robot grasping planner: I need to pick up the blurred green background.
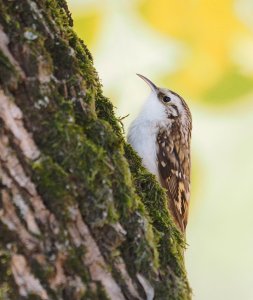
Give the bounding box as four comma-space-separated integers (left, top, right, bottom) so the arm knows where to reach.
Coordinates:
68, 1, 253, 299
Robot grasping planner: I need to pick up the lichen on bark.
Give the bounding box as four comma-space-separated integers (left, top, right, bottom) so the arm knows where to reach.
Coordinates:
0, 0, 191, 299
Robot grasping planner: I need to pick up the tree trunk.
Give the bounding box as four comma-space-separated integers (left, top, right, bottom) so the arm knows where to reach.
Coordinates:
0, 1, 191, 299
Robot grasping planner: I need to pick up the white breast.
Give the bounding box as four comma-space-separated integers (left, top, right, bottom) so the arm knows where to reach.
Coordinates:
127, 92, 169, 178
128, 119, 160, 177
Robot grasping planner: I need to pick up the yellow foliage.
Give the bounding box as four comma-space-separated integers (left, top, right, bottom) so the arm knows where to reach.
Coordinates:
139, 0, 252, 99
70, 7, 102, 48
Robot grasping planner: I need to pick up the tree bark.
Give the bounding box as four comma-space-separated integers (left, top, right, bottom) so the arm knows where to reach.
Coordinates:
0, 1, 191, 299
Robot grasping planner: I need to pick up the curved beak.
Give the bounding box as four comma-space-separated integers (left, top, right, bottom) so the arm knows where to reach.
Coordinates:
136, 74, 158, 92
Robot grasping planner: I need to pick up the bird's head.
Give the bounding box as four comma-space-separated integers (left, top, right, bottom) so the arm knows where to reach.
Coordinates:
137, 74, 191, 123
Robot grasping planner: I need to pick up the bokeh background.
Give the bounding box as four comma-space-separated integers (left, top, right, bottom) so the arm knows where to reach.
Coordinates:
67, 1, 253, 299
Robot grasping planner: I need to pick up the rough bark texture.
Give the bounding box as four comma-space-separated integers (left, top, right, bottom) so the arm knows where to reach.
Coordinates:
0, 1, 191, 299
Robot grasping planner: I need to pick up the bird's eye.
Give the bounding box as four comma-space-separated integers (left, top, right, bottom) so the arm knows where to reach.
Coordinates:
163, 96, 171, 103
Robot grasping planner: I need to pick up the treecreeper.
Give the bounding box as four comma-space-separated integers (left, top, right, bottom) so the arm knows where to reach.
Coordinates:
128, 74, 192, 232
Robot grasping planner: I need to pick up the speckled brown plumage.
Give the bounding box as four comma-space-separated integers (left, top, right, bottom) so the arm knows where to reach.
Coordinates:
157, 113, 191, 231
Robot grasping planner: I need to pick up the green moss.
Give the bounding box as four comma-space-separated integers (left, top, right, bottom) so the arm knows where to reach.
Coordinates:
32, 157, 75, 221
0, 51, 18, 87
83, 283, 110, 300
0, 225, 19, 300
95, 283, 110, 300
0, 0, 191, 298
30, 259, 55, 284
65, 247, 88, 280
45, 0, 73, 29
95, 94, 123, 137
0, 251, 11, 286
47, 38, 78, 79
29, 260, 57, 300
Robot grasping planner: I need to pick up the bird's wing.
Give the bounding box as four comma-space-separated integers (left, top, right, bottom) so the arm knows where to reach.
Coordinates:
157, 129, 190, 232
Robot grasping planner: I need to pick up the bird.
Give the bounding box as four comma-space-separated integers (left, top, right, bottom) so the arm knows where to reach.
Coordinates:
127, 74, 192, 232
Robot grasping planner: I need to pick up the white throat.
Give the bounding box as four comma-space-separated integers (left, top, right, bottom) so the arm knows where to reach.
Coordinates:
137, 91, 167, 123
127, 92, 168, 178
